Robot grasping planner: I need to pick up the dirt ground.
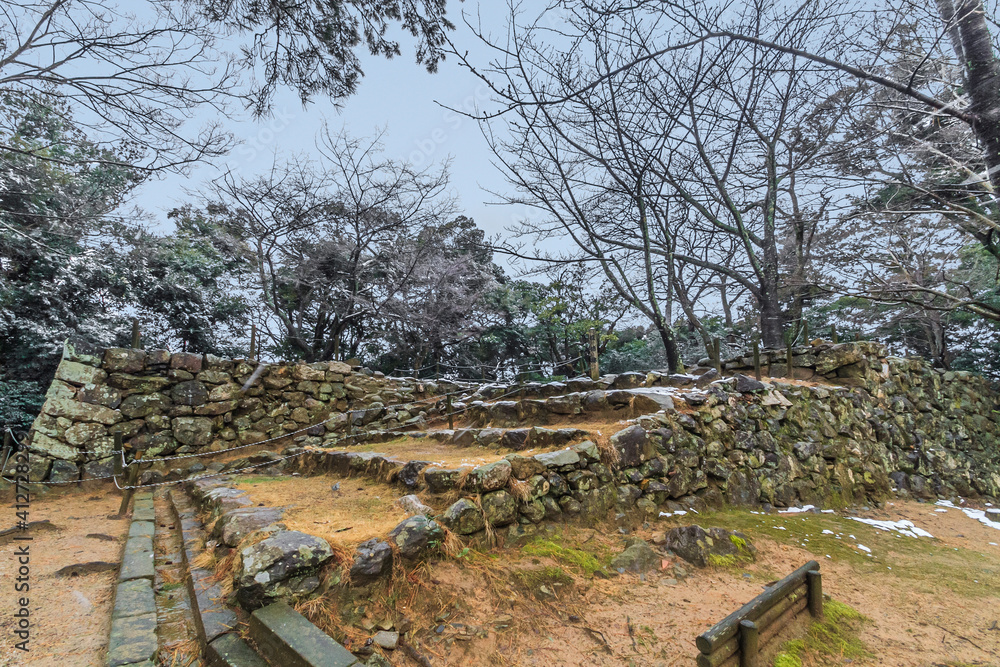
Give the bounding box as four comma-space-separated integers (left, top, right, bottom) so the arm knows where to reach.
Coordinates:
1, 478, 998, 667
354, 498, 1000, 667
0, 483, 129, 667
233, 474, 417, 552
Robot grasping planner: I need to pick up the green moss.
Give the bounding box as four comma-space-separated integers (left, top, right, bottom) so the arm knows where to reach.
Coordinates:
707, 553, 739, 567
158, 582, 185, 592
772, 600, 871, 666
772, 647, 802, 667
729, 534, 748, 550
521, 539, 606, 576
512, 565, 573, 598
824, 599, 865, 624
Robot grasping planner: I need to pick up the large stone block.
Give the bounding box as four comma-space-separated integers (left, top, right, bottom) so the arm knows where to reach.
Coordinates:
104, 348, 146, 374
28, 433, 82, 462
78, 384, 122, 409
106, 611, 158, 666
237, 531, 333, 608
171, 380, 209, 406
112, 578, 156, 620
249, 602, 358, 667
172, 416, 215, 447
62, 335, 102, 366
55, 360, 107, 387
44, 396, 121, 425
120, 393, 172, 419
170, 352, 203, 373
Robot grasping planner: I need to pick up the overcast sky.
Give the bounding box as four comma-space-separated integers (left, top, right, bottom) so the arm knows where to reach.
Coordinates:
134, 2, 522, 260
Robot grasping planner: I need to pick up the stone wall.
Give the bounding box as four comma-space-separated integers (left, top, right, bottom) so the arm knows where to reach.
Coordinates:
23, 338, 451, 483
23, 339, 1000, 502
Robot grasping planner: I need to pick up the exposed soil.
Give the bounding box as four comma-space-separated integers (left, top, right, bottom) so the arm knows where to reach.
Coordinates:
0, 483, 129, 667
232, 474, 415, 551
344, 498, 1000, 667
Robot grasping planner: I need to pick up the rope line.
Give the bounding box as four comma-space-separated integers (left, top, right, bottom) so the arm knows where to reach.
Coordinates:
119, 384, 480, 466
4, 375, 555, 488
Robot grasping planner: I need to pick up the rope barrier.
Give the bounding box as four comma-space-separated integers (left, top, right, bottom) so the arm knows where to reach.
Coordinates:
3, 369, 571, 488
111, 383, 531, 489
118, 383, 481, 466
1, 428, 120, 485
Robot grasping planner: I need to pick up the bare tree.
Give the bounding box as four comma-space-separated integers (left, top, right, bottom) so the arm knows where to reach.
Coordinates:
458, 0, 856, 351
0, 0, 458, 172
208, 128, 456, 361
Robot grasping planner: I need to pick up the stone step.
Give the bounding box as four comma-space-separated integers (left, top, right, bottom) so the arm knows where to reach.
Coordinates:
167, 490, 239, 646
106, 491, 158, 667
204, 633, 269, 667
249, 601, 359, 667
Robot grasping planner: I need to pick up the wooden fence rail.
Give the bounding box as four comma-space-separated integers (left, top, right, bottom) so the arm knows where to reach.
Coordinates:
696, 560, 822, 667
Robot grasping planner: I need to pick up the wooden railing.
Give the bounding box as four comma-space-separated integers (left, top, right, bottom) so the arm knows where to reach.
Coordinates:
696, 560, 823, 667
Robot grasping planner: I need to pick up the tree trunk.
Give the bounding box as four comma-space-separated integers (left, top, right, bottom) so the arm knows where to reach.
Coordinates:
759, 289, 785, 348
652, 319, 680, 373
955, 1, 1000, 200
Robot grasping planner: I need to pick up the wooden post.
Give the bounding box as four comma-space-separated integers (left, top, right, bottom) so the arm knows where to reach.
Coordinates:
738, 620, 759, 667
249, 324, 257, 359
130, 318, 140, 349
807, 570, 823, 618
802, 319, 809, 344
713, 337, 722, 374
854, 331, 861, 342
752, 340, 761, 381
117, 450, 143, 516
347, 412, 355, 440
588, 327, 599, 381
447, 394, 454, 430
786, 334, 794, 379
1, 431, 13, 476
112, 431, 123, 480
830, 323, 838, 344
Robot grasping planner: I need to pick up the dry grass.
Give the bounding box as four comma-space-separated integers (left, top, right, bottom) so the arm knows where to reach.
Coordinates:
470, 494, 497, 547
216, 529, 274, 597
295, 592, 341, 636
595, 438, 620, 468
232, 475, 413, 550
507, 478, 531, 502
440, 525, 466, 559
352, 437, 510, 467
161, 638, 201, 667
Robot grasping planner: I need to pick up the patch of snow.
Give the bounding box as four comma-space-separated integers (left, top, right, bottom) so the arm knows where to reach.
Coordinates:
821, 509, 836, 514
936, 500, 1000, 532
935, 508, 948, 513
849, 517, 933, 538
856, 544, 871, 553
779, 505, 815, 514
658, 510, 687, 517
821, 529, 835, 535
773, 526, 786, 530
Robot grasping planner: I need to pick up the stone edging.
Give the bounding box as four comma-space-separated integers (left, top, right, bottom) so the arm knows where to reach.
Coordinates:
105, 492, 158, 667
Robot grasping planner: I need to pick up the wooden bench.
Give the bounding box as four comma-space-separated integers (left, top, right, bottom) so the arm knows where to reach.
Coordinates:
696, 560, 823, 667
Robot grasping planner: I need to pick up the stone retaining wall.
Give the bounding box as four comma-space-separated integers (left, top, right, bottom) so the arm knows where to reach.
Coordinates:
24, 340, 1000, 502
23, 338, 455, 482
